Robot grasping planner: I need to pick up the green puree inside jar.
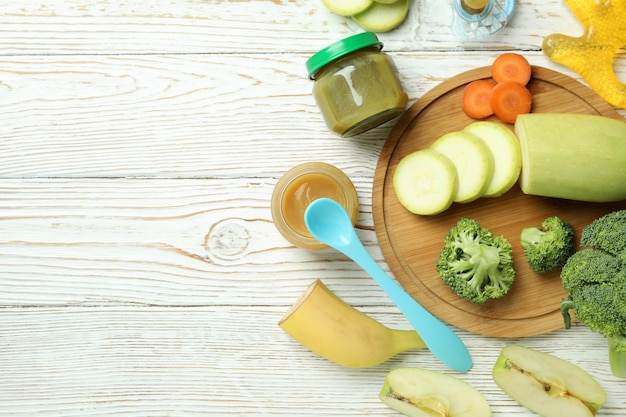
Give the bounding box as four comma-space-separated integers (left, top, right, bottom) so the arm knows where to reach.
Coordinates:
307, 33, 408, 137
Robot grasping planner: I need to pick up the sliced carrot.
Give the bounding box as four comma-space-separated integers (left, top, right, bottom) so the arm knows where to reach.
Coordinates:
491, 53, 532, 86
490, 81, 532, 124
462, 79, 496, 120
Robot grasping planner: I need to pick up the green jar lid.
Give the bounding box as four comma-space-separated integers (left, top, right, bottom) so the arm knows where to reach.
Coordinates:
306, 32, 383, 79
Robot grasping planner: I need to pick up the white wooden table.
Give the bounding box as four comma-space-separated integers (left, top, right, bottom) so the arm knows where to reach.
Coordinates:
1, 1, 625, 415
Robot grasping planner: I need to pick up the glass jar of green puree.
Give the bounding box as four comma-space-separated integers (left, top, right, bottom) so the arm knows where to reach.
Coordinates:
306, 32, 408, 137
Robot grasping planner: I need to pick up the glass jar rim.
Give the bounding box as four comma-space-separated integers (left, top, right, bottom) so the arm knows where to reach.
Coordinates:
271, 162, 359, 250
306, 32, 383, 80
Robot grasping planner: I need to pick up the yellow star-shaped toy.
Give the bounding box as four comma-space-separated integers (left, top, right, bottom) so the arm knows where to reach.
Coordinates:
543, 0, 626, 108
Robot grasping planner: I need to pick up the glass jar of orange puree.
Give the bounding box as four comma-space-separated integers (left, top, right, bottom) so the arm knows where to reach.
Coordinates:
271, 162, 359, 250
307, 32, 408, 137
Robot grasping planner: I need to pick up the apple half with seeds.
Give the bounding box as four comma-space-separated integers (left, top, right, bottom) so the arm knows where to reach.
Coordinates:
380, 367, 491, 417
493, 345, 606, 417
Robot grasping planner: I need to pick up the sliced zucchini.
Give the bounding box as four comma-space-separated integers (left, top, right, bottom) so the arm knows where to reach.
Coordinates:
352, 0, 409, 32
393, 149, 458, 216
430, 131, 494, 203
321, 0, 373, 17
464, 121, 521, 197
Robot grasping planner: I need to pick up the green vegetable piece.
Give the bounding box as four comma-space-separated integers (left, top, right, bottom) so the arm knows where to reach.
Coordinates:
437, 218, 515, 305
321, 0, 373, 16
392, 149, 458, 216
463, 121, 522, 197
352, 0, 409, 33
431, 131, 494, 204
609, 335, 626, 379
559, 209, 626, 379
515, 113, 626, 202
560, 248, 619, 292
581, 209, 626, 258
520, 216, 575, 273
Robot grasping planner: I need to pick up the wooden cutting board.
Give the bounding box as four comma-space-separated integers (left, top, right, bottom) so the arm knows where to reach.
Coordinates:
373, 66, 626, 337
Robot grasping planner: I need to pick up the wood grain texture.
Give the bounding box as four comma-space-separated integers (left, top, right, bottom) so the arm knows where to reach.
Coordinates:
373, 66, 626, 336
1, 0, 626, 415
0, 307, 624, 416
0, 53, 620, 179
0, 177, 394, 307
0, 0, 585, 54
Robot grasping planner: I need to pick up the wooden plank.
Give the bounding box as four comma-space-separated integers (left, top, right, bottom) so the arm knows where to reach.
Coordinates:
0, 307, 620, 416
0, 0, 582, 54
0, 177, 399, 306
1, 53, 621, 178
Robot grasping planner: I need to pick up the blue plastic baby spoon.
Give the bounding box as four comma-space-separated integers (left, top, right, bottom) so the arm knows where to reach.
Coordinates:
304, 198, 472, 372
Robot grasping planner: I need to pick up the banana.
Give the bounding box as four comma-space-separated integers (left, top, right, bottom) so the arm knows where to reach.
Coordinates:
279, 279, 427, 367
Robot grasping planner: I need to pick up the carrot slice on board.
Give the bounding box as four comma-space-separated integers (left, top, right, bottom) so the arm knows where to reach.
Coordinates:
490, 81, 532, 124
491, 53, 532, 85
462, 79, 496, 119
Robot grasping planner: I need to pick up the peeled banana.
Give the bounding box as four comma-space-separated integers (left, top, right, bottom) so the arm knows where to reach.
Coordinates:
279, 279, 427, 367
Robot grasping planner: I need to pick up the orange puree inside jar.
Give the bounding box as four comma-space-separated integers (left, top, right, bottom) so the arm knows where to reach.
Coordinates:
271, 162, 359, 250
282, 173, 346, 236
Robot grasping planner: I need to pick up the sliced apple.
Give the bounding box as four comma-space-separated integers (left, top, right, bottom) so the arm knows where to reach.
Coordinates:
380, 367, 491, 417
352, 0, 409, 33
321, 0, 373, 16
463, 121, 521, 197
430, 131, 494, 203
374, 0, 399, 4
493, 345, 606, 417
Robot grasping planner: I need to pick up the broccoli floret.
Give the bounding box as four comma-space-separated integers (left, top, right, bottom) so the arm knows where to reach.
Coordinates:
436, 218, 515, 305
559, 209, 626, 378
560, 248, 620, 292
520, 216, 575, 273
581, 209, 626, 259
565, 283, 626, 336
